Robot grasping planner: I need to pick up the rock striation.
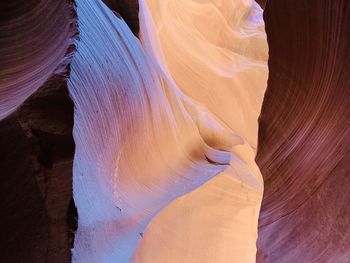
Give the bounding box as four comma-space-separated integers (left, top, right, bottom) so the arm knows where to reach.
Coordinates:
257, 0, 350, 262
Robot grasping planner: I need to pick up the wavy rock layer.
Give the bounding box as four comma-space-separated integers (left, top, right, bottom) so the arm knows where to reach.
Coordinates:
70, 0, 229, 261
257, 0, 350, 262
69, 0, 267, 262
0, 0, 76, 120
0, 1, 78, 262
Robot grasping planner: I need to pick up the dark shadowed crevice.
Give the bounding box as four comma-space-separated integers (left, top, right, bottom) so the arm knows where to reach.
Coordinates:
103, 0, 140, 35
67, 197, 78, 249
0, 78, 76, 263
0, 0, 78, 261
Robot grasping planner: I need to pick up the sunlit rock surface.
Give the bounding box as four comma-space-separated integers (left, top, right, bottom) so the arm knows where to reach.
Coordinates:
133, 0, 267, 262
68, 0, 267, 261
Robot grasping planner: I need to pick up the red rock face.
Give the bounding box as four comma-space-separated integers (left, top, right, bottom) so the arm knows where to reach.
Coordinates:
257, 0, 350, 261
0, 1, 77, 262
0, 0, 77, 119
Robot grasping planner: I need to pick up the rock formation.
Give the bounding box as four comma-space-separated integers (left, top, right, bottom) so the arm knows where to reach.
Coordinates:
0, 0, 349, 262
256, 0, 350, 261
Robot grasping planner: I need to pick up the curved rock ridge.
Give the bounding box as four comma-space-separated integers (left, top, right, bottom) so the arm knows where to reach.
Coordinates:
132, 0, 267, 262
68, 0, 267, 262
140, 0, 268, 149
257, 0, 350, 262
0, 0, 77, 120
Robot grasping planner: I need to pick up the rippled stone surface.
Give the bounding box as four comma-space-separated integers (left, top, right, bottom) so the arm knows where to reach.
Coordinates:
0, 0, 76, 120
257, 0, 350, 262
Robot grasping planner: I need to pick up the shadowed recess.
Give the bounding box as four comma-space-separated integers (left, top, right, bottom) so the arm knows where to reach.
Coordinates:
257, 0, 350, 262
0, 0, 78, 262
